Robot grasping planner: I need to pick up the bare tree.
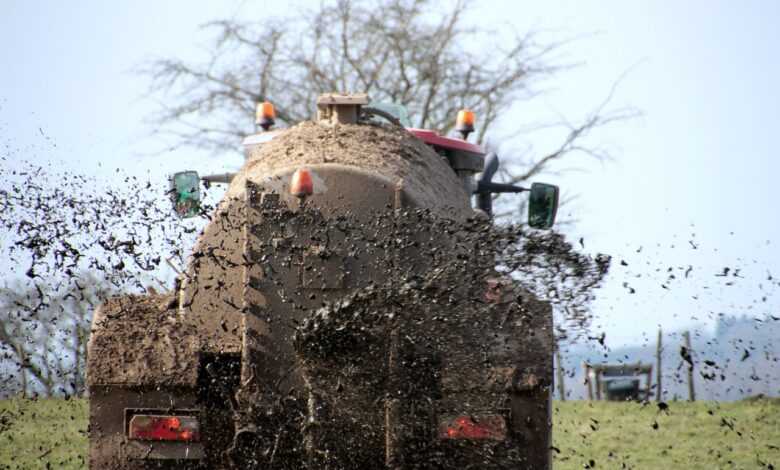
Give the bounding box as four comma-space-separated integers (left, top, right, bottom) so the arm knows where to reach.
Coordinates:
0, 273, 119, 398
141, 0, 629, 176
0, 279, 59, 397
137, 0, 626, 333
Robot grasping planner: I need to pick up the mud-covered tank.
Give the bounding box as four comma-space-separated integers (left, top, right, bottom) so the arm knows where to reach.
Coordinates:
87, 94, 556, 469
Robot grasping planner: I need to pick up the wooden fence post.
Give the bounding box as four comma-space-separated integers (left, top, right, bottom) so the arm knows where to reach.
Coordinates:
584, 362, 593, 401
594, 368, 602, 400
555, 345, 566, 401
683, 330, 696, 402
656, 328, 663, 402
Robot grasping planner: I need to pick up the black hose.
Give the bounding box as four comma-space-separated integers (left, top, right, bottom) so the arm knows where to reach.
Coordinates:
361, 107, 404, 127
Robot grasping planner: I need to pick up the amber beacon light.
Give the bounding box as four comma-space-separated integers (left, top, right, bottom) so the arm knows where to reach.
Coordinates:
455, 109, 475, 140
256, 101, 276, 131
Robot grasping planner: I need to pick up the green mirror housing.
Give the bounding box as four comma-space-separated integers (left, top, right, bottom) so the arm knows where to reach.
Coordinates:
528, 182, 559, 229
170, 171, 201, 218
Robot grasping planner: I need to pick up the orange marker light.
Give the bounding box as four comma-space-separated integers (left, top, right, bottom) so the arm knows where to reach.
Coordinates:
455, 109, 475, 139
456, 109, 475, 127
290, 168, 313, 197
256, 101, 276, 131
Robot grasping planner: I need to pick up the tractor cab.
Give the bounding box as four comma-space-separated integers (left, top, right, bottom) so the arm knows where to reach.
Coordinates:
584, 363, 654, 401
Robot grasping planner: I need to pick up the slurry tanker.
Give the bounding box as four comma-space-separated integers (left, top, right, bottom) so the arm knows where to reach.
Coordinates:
87, 93, 560, 469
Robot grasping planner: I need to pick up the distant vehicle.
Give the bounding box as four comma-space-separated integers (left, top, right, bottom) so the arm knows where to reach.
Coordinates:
583, 363, 654, 401
87, 93, 560, 469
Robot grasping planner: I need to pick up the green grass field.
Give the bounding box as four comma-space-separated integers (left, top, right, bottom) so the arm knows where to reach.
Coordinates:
0, 397, 778, 469
553, 398, 780, 469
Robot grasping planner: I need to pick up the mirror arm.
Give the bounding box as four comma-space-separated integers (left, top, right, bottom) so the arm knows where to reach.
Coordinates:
474, 153, 528, 216
475, 182, 529, 194
473, 182, 529, 217
476, 191, 493, 217
201, 173, 236, 184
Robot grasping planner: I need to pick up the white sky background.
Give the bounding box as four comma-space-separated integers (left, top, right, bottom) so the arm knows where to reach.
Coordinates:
1, 0, 779, 346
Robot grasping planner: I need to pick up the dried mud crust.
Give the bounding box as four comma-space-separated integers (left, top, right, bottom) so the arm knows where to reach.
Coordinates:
234, 121, 471, 212
87, 293, 199, 387
291, 272, 550, 468
278, 211, 549, 468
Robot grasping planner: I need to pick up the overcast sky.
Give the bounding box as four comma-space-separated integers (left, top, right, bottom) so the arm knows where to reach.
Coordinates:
2, 1, 779, 345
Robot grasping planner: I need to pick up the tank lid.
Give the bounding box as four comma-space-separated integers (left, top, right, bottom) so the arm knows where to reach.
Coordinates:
317, 93, 369, 125
316, 93, 369, 106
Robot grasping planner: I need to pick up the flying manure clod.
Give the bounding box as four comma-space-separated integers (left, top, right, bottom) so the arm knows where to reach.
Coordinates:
87, 93, 560, 469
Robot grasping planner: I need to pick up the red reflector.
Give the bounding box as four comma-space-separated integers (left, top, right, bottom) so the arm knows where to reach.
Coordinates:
439, 414, 507, 441
128, 415, 200, 442
290, 168, 314, 197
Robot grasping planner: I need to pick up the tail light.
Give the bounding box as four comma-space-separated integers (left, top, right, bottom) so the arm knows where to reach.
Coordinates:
128, 414, 200, 442
439, 414, 507, 441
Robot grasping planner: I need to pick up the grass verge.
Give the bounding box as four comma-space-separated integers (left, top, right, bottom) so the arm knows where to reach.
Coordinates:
1, 397, 778, 469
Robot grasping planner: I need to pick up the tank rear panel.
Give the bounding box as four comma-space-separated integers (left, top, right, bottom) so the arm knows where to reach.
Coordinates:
181, 122, 472, 353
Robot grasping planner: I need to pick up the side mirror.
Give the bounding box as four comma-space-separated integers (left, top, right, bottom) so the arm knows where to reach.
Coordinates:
170, 171, 201, 218
528, 182, 559, 229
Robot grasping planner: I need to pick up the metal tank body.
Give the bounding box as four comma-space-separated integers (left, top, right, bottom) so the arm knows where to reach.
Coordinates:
87, 97, 553, 469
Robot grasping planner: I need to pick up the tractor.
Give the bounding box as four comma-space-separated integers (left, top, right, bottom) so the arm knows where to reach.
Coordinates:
87, 93, 560, 469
